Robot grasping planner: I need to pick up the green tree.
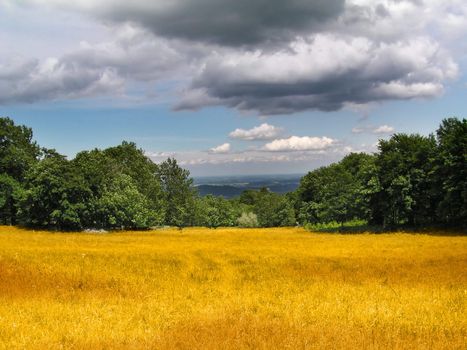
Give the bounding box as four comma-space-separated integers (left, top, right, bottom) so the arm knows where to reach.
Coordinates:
96, 174, 159, 229
195, 195, 237, 228
18, 154, 90, 230
299, 163, 360, 225
375, 133, 437, 226
0, 117, 40, 224
0, 117, 40, 180
72, 144, 165, 228
434, 117, 467, 226
104, 142, 165, 217
158, 158, 196, 228
253, 189, 295, 227
0, 174, 23, 225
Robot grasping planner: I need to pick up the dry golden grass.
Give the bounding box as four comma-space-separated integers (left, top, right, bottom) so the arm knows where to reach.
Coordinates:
0, 226, 465, 349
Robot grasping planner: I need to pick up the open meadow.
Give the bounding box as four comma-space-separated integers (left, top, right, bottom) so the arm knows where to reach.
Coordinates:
0, 226, 465, 349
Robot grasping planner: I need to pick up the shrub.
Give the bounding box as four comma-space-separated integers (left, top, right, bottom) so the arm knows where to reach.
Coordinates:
237, 212, 259, 228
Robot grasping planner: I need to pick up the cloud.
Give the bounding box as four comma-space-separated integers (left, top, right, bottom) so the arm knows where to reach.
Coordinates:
15, 0, 345, 47
144, 142, 362, 175
352, 124, 395, 134
177, 35, 458, 114
1, 0, 465, 114
0, 25, 192, 104
263, 136, 335, 152
229, 123, 282, 141
0, 57, 123, 104
147, 148, 337, 167
373, 125, 394, 134
209, 143, 231, 154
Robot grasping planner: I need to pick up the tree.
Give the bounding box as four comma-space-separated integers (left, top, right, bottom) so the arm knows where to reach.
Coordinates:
0, 174, 22, 225
195, 195, 237, 228
95, 174, 160, 229
157, 158, 196, 228
239, 189, 261, 206
0, 117, 40, 224
434, 117, 467, 226
72, 143, 166, 228
17, 154, 90, 230
104, 142, 165, 217
298, 163, 360, 225
0, 117, 40, 180
340, 153, 378, 223
375, 133, 437, 227
253, 189, 295, 227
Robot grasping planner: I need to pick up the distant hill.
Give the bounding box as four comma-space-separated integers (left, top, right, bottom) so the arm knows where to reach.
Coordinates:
193, 174, 303, 198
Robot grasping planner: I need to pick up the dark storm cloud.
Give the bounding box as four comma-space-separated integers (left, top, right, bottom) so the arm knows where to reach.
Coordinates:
97, 0, 345, 46
175, 35, 458, 114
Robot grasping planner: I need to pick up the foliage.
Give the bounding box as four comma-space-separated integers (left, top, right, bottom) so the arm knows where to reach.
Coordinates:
1, 116, 465, 230
104, 142, 164, 215
434, 118, 467, 226
194, 195, 238, 228
242, 188, 295, 227
0, 174, 23, 225
297, 153, 374, 225
158, 158, 196, 228
0, 117, 40, 181
237, 212, 259, 228
374, 133, 438, 227
72, 143, 165, 228
304, 219, 368, 232
296, 118, 466, 229
0, 117, 40, 224
17, 154, 90, 230
95, 174, 160, 229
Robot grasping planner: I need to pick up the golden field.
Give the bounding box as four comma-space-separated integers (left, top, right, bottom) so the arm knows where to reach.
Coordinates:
0, 226, 465, 349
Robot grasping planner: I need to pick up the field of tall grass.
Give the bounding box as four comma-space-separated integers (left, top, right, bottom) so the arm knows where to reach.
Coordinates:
0, 226, 465, 349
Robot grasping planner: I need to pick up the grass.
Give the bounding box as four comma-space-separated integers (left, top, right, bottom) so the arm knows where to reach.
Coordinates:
304, 219, 372, 233
0, 226, 465, 349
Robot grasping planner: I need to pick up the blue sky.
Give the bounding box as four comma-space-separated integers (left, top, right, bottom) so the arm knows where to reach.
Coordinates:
1, 1, 466, 176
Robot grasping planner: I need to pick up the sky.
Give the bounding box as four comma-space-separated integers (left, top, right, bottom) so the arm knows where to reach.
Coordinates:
1, 0, 466, 176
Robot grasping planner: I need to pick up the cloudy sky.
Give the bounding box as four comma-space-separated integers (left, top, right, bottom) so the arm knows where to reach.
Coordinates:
1, 0, 466, 176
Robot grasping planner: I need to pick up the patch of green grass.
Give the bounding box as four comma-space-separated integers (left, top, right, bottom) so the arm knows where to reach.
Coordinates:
304, 219, 383, 233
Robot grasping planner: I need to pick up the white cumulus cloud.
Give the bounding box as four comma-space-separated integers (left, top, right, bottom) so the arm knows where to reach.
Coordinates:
373, 125, 394, 134
209, 143, 231, 154
263, 136, 335, 152
229, 123, 282, 141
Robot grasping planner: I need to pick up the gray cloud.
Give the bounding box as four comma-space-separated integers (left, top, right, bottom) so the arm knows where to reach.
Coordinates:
176, 35, 458, 114
62, 0, 345, 47
352, 124, 395, 134
0, 25, 191, 104
1, 0, 465, 113
0, 57, 123, 104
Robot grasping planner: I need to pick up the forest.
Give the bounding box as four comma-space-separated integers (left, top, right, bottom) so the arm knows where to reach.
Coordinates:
0, 117, 465, 231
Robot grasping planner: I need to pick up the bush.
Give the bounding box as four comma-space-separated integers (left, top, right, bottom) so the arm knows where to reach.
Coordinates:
237, 212, 259, 228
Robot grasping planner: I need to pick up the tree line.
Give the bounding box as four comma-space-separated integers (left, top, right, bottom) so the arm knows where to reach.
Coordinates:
0, 117, 465, 231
